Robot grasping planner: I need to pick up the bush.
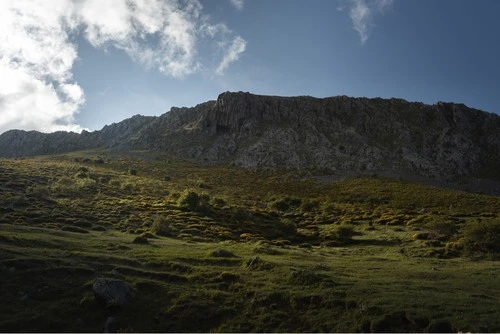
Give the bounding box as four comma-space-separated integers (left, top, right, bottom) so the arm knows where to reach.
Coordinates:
178, 190, 199, 211
178, 190, 210, 212
231, 207, 248, 222
300, 199, 320, 212
270, 197, 301, 212
323, 224, 355, 243
120, 181, 136, 193
278, 218, 297, 234
210, 197, 226, 207
333, 224, 355, 241
27, 185, 50, 198
425, 218, 458, 240
75, 178, 97, 189
460, 219, 500, 256
109, 179, 121, 187
150, 216, 173, 236
75, 170, 89, 179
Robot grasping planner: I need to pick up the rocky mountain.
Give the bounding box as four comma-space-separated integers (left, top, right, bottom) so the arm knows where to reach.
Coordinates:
1, 91, 499, 182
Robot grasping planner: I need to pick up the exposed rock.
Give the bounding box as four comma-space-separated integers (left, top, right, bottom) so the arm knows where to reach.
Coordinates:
1, 92, 499, 183
92, 278, 131, 307
132, 236, 149, 244
211, 248, 235, 257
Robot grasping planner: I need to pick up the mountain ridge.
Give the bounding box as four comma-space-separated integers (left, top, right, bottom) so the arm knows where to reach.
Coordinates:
1, 91, 499, 184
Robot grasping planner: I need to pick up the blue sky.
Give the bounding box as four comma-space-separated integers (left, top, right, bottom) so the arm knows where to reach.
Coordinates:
1, 0, 499, 133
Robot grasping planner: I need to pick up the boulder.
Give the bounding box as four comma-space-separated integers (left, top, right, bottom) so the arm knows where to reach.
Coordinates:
92, 278, 131, 307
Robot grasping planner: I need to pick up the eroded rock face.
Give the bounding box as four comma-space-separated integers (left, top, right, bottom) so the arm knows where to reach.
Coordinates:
149, 92, 500, 180
1, 92, 499, 181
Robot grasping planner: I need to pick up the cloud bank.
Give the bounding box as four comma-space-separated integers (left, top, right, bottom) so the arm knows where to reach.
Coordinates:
340, 0, 394, 44
0, 0, 246, 134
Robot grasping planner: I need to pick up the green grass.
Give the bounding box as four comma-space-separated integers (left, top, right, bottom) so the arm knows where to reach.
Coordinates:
0, 151, 499, 332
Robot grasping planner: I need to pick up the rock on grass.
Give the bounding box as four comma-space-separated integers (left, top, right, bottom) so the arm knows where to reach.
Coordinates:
93, 278, 131, 308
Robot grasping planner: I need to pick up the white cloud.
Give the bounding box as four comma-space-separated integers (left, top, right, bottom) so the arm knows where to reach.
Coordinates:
0, 0, 246, 134
230, 0, 244, 11
0, 0, 85, 134
342, 0, 394, 44
216, 36, 247, 75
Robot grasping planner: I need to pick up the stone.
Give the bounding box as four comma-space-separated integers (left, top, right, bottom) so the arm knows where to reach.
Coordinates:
211, 248, 235, 257
92, 278, 131, 307
132, 236, 149, 244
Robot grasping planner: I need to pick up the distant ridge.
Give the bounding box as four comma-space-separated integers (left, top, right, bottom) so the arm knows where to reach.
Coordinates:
1, 91, 500, 183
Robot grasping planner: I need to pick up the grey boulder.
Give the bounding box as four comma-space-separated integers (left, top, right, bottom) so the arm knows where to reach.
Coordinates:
92, 278, 131, 307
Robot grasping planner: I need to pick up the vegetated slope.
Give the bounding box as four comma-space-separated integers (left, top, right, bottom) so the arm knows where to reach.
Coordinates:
0, 153, 500, 332
1, 92, 500, 182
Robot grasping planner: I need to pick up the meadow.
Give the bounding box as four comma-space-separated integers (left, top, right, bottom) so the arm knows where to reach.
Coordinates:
0, 150, 499, 332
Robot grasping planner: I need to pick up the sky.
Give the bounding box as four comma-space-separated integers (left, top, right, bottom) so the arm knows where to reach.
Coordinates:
1, 0, 499, 134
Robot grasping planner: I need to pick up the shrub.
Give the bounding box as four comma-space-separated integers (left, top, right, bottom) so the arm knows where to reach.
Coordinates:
51, 177, 78, 196
178, 190, 209, 212
27, 185, 50, 198
210, 197, 226, 207
425, 218, 458, 240
300, 199, 320, 212
270, 196, 301, 212
231, 207, 248, 222
75, 178, 97, 189
332, 224, 355, 241
460, 219, 500, 256
109, 179, 121, 187
150, 216, 173, 236
278, 218, 297, 234
120, 181, 136, 193
323, 223, 355, 243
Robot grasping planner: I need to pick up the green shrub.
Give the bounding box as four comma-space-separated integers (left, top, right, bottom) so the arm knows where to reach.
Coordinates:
109, 179, 121, 187
210, 197, 226, 207
230, 207, 248, 222
75, 170, 89, 179
120, 181, 136, 193
270, 197, 301, 212
460, 219, 500, 256
178, 190, 201, 211
51, 177, 77, 196
279, 218, 297, 234
333, 224, 355, 241
150, 216, 173, 236
425, 218, 458, 240
75, 178, 97, 189
27, 185, 50, 198
323, 223, 355, 243
178, 190, 210, 212
300, 199, 320, 212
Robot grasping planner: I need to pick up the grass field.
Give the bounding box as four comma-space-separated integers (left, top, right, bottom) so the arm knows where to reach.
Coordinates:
1, 151, 499, 332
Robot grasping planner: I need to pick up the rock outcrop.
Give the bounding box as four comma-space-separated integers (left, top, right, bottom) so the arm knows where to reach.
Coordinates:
1, 91, 499, 181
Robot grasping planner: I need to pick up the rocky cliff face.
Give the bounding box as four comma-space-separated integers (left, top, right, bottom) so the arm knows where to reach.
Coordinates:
1, 92, 499, 181
0, 114, 156, 157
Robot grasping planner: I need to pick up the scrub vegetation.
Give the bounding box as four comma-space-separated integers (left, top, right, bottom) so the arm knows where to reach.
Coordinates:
1, 150, 499, 332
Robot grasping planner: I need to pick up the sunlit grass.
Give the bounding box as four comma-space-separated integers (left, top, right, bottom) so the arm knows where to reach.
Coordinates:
0, 151, 499, 332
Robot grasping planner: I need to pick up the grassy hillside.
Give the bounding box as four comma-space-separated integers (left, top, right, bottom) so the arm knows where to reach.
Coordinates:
1, 151, 499, 332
